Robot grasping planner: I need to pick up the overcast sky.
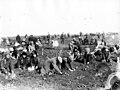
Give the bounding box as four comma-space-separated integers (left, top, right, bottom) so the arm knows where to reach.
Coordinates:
0, 0, 120, 37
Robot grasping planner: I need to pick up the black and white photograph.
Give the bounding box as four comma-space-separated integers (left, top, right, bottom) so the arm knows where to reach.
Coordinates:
0, 0, 120, 90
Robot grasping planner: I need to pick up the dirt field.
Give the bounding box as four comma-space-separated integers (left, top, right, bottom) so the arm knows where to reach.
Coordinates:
0, 37, 118, 90
0, 46, 103, 90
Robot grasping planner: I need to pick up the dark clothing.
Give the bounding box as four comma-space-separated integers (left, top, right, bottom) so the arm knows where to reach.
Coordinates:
47, 34, 51, 44
4, 58, 13, 73
62, 57, 74, 70
29, 51, 38, 67
102, 50, 110, 62
0, 57, 14, 74
61, 34, 65, 44
40, 57, 62, 75
28, 36, 37, 44
94, 50, 104, 62
84, 48, 91, 64
17, 52, 27, 69
84, 38, 89, 45
77, 45, 82, 54
12, 49, 18, 59
84, 53, 93, 64
16, 35, 21, 44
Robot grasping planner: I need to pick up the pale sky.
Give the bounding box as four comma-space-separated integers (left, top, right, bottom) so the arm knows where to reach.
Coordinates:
0, 0, 120, 37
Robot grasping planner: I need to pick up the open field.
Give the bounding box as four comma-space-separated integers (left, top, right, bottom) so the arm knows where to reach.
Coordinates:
0, 34, 119, 90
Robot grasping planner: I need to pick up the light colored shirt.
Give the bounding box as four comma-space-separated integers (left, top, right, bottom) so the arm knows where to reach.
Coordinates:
29, 45, 35, 53
85, 47, 90, 54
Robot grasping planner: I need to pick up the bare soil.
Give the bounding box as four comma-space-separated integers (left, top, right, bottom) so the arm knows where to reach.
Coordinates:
0, 37, 118, 90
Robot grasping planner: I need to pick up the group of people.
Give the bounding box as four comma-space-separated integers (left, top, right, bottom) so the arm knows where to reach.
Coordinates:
0, 33, 120, 90
68, 36, 120, 90
0, 34, 78, 79
0, 35, 43, 78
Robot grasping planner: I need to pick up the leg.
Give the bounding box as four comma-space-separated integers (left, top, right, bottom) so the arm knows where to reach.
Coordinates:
30, 58, 33, 67
23, 58, 27, 70
83, 53, 87, 65
44, 62, 51, 74
52, 63, 62, 74
58, 64, 61, 70
9, 59, 14, 74
63, 39, 64, 44
1, 67, 8, 75
67, 60, 74, 71
17, 58, 21, 69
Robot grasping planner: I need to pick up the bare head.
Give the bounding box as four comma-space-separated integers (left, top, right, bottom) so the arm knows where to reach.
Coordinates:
57, 56, 62, 63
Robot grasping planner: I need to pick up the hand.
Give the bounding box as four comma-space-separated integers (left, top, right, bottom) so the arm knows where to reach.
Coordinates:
60, 72, 63, 75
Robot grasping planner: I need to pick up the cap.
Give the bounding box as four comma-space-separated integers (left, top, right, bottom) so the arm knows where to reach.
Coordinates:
14, 42, 20, 47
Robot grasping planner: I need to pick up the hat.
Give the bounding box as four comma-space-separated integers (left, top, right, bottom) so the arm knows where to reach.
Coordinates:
23, 49, 27, 52
17, 46, 23, 51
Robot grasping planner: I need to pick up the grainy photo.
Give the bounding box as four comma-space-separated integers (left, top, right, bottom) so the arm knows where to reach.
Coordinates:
0, 0, 120, 90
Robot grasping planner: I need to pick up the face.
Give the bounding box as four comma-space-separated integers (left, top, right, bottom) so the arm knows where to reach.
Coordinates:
23, 55, 26, 58
33, 54, 36, 57
31, 41, 34, 44
37, 39, 39, 41
22, 42, 25, 45
10, 52, 12, 56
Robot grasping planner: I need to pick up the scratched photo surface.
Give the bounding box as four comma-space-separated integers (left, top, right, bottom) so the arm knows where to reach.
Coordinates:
0, 0, 120, 90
